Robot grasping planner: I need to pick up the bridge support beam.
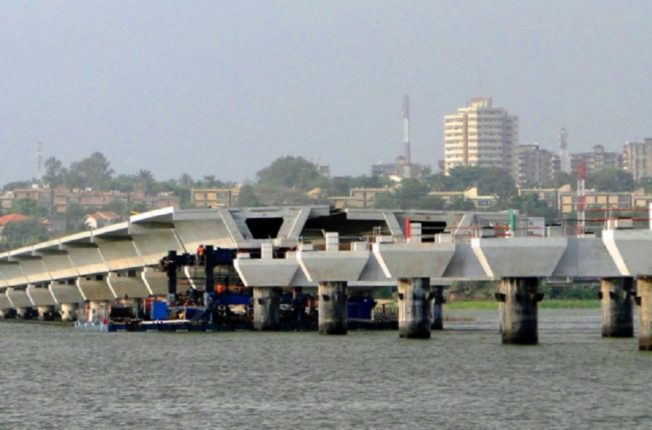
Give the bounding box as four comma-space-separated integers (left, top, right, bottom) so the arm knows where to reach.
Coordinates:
318, 281, 347, 335
496, 277, 542, 345
636, 277, 652, 351
60, 303, 78, 321
431, 285, 445, 330
398, 278, 432, 339
253, 287, 281, 331
599, 277, 634, 338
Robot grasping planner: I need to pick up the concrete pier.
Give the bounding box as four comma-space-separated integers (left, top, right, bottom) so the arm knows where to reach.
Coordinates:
431, 285, 445, 330
496, 277, 542, 345
599, 277, 634, 337
636, 277, 652, 351
15, 307, 34, 319
318, 281, 347, 335
37, 305, 55, 321
397, 278, 432, 339
252, 287, 281, 331
60, 303, 78, 321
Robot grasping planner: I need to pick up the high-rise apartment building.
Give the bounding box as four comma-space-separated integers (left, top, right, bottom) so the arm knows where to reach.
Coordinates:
623, 138, 652, 181
443, 97, 518, 175
512, 144, 560, 188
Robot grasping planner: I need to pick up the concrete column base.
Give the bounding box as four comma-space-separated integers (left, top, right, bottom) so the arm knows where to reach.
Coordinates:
398, 278, 432, 339
496, 277, 542, 345
16, 307, 34, 319
431, 285, 445, 330
37, 305, 56, 321
60, 303, 79, 321
253, 287, 281, 331
636, 278, 652, 351
318, 281, 347, 335
600, 278, 634, 338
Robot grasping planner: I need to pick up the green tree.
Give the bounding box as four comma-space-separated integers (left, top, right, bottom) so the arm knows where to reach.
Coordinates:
12, 198, 47, 218
446, 197, 475, 211
551, 171, 575, 189
1, 219, 49, 249
638, 177, 652, 194
68, 152, 114, 190
42, 157, 68, 188
375, 179, 444, 210
438, 166, 516, 198
236, 185, 259, 207
505, 194, 557, 223
3, 181, 31, 192
64, 203, 88, 233
587, 169, 635, 192
256, 156, 326, 190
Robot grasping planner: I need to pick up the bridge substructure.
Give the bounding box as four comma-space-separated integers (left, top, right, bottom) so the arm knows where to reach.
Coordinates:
0, 206, 652, 350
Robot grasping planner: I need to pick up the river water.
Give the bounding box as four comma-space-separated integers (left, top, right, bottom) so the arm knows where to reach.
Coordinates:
1, 309, 651, 429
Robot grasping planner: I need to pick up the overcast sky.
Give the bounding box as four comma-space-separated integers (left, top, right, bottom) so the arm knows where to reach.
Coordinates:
1, 1, 650, 185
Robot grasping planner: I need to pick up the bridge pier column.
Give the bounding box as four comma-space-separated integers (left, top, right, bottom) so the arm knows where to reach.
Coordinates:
431, 285, 445, 330
599, 277, 634, 337
398, 278, 432, 339
253, 287, 281, 331
84, 301, 110, 323
496, 277, 542, 345
636, 277, 652, 351
60, 303, 79, 321
37, 305, 55, 321
318, 281, 347, 335
16, 307, 34, 319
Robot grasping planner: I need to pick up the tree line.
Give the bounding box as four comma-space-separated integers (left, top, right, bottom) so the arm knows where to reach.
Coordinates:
1, 152, 650, 250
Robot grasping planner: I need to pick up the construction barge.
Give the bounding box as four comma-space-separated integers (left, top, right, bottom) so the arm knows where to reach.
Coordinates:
70, 245, 386, 333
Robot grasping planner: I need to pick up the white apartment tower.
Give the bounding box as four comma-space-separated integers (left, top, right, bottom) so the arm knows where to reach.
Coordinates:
443, 97, 518, 175
623, 138, 652, 181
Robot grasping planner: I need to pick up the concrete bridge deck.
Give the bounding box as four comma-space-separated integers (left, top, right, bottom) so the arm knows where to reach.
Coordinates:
1, 205, 651, 348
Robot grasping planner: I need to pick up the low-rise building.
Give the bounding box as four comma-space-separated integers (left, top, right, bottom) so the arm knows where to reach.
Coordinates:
191, 187, 240, 208
84, 211, 122, 230
330, 187, 391, 209
428, 187, 498, 209
371, 156, 431, 181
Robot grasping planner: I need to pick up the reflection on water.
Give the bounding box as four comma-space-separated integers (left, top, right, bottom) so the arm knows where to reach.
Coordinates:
2, 309, 651, 429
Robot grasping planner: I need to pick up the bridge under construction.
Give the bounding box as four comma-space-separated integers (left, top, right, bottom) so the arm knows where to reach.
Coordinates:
1, 205, 651, 350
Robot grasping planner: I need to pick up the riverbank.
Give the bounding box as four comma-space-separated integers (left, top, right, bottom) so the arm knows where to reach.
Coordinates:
445, 299, 600, 310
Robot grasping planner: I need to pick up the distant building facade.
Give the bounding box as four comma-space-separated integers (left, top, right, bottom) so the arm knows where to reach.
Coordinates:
512, 144, 560, 188
428, 186, 498, 209
623, 138, 652, 181
443, 97, 518, 175
371, 156, 431, 181
330, 187, 390, 209
191, 187, 240, 208
570, 145, 622, 176
0, 185, 180, 215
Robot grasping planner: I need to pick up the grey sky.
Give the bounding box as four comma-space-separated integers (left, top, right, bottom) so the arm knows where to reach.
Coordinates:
1, 1, 650, 185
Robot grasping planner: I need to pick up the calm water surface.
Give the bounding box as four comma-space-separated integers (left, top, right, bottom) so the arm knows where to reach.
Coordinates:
1, 309, 651, 429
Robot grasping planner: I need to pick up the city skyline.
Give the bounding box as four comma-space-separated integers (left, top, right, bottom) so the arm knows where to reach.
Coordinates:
1, 1, 651, 185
